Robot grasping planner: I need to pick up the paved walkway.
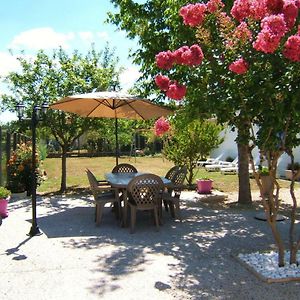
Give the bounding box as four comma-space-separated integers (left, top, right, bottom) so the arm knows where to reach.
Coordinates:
1, 189, 300, 299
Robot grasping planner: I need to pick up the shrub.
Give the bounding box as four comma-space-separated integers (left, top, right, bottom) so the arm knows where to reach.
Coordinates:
6, 142, 46, 194
0, 186, 11, 199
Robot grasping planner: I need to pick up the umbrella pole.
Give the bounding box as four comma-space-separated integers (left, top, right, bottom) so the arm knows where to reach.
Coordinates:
115, 117, 119, 165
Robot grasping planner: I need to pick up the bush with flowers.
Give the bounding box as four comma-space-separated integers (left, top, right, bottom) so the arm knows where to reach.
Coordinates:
6, 142, 46, 195
153, 0, 300, 267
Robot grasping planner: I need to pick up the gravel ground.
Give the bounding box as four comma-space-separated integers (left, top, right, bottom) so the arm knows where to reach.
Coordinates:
1, 188, 300, 299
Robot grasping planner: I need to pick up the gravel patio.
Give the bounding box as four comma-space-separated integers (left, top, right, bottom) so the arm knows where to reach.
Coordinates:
1, 189, 300, 299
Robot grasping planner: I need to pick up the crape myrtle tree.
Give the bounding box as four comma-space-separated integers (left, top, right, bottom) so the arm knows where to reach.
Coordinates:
1, 45, 121, 192
155, 110, 223, 186
108, 0, 255, 205
154, 0, 300, 266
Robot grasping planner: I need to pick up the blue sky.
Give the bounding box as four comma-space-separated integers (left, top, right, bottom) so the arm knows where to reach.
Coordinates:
0, 0, 141, 122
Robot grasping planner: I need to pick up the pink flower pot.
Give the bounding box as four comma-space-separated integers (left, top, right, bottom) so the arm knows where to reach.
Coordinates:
197, 179, 213, 194
0, 197, 9, 218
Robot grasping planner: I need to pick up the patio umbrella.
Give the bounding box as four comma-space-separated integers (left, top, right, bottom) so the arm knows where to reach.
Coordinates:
50, 91, 172, 165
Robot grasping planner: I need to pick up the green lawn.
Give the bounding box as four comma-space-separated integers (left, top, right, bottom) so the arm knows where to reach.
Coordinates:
38, 155, 295, 194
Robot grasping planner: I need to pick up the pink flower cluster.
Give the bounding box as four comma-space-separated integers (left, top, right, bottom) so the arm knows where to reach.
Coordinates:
231, 0, 299, 27
155, 74, 170, 91
156, 45, 204, 70
207, 0, 225, 13
154, 117, 171, 136
179, 3, 207, 27
253, 14, 287, 53
155, 50, 174, 70
155, 75, 187, 100
166, 82, 187, 100
173, 45, 204, 66
283, 34, 300, 61
229, 58, 249, 74
283, 0, 299, 29
231, 0, 268, 21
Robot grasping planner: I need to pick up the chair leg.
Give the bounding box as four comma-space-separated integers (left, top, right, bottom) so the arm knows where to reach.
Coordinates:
174, 200, 182, 222
153, 207, 160, 231
163, 199, 169, 212
169, 202, 176, 218
130, 206, 136, 234
96, 203, 104, 226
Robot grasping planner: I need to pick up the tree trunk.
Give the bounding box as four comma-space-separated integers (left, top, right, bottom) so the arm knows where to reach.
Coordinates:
237, 142, 252, 204
60, 145, 68, 192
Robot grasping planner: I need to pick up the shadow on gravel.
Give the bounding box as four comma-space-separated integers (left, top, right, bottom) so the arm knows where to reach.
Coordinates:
32, 193, 300, 299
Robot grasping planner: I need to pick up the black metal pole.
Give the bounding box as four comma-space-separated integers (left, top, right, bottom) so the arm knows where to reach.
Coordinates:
115, 117, 119, 166
28, 108, 41, 236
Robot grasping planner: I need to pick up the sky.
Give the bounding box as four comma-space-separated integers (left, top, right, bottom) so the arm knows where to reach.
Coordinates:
0, 0, 142, 123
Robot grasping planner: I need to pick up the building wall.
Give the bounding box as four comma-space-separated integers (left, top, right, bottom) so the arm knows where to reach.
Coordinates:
211, 126, 299, 178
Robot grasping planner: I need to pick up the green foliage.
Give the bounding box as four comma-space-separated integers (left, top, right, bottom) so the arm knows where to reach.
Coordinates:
1, 45, 121, 191
38, 141, 48, 161
162, 110, 223, 185
0, 186, 11, 199
259, 166, 269, 176
6, 142, 45, 193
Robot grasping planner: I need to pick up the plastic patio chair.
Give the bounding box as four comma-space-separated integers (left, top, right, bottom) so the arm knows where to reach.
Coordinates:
112, 163, 138, 173
162, 166, 187, 221
127, 174, 164, 233
86, 169, 120, 226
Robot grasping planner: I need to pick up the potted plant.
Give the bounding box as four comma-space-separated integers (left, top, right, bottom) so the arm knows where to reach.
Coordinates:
6, 142, 45, 196
259, 167, 273, 198
0, 186, 11, 218
196, 177, 213, 194
285, 162, 300, 181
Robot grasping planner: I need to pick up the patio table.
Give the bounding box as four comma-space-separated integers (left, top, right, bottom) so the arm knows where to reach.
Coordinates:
105, 172, 171, 227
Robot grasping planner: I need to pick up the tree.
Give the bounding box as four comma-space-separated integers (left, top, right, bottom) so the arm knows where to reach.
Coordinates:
154, 1, 300, 267
1, 45, 121, 192
108, 0, 253, 205
159, 110, 223, 186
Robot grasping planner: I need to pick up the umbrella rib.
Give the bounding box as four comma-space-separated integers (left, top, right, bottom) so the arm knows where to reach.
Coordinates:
85, 98, 115, 117
113, 99, 146, 119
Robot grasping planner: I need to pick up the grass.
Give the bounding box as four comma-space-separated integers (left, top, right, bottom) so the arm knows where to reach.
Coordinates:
39, 155, 173, 193
38, 155, 297, 194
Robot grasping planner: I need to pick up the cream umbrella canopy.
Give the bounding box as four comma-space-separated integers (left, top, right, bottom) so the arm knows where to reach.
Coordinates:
50, 91, 172, 165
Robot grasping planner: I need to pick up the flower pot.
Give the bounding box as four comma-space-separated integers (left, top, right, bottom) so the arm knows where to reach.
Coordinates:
197, 179, 213, 194
260, 175, 273, 198
0, 197, 10, 218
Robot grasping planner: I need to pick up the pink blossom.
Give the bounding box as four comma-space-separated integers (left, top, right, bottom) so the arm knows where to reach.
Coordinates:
166, 81, 187, 100
206, 0, 224, 13
173, 46, 190, 64
155, 50, 174, 70
174, 45, 204, 66
154, 117, 171, 136
231, 0, 251, 22
229, 58, 249, 74
253, 14, 287, 53
155, 74, 170, 91
249, 0, 268, 20
261, 14, 287, 38
253, 31, 281, 53
266, 0, 284, 14
179, 3, 207, 27
283, 34, 300, 61
282, 0, 299, 29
